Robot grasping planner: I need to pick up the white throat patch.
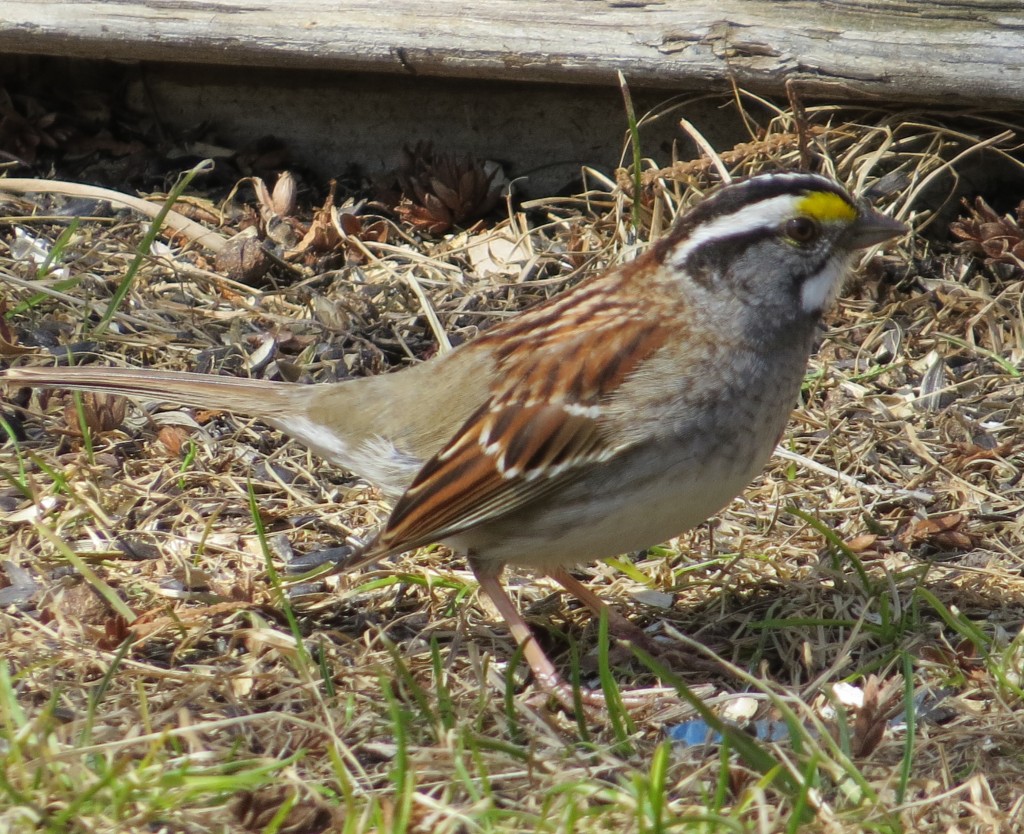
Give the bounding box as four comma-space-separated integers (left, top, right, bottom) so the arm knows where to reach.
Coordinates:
800, 255, 847, 314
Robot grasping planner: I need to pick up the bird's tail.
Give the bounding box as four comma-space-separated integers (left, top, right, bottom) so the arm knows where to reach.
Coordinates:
0, 364, 308, 422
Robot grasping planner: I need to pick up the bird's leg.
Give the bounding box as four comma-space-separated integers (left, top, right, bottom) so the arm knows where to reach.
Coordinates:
547, 568, 658, 648
472, 565, 572, 703
549, 567, 722, 676
472, 562, 675, 710
473, 562, 618, 709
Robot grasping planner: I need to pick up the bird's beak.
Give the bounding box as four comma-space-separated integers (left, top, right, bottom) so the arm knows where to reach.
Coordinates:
848, 207, 909, 250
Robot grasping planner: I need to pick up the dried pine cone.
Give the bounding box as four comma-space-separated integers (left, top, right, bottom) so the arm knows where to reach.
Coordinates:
0, 88, 63, 163
62, 391, 127, 436
392, 142, 505, 234
949, 196, 1024, 273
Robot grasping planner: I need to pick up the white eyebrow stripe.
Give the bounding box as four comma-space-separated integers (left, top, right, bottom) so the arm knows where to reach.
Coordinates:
669, 193, 802, 268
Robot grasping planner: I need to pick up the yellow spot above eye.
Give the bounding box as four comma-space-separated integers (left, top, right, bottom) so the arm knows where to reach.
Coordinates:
797, 191, 857, 223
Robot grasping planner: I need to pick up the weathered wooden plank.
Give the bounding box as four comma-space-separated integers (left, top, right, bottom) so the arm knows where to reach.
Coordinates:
131, 65, 746, 196
1, 1, 1022, 105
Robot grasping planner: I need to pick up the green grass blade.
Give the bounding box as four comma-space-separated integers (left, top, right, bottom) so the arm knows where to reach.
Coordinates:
70, 391, 95, 464
598, 608, 635, 751
896, 651, 916, 805
35, 217, 81, 279
384, 678, 415, 834
33, 522, 136, 622
246, 480, 312, 670
93, 159, 214, 334
79, 634, 135, 747
617, 71, 644, 233
631, 644, 801, 798
788, 506, 875, 598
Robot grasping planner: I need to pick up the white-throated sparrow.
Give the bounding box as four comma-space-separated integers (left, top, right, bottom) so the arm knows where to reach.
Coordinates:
1, 172, 907, 705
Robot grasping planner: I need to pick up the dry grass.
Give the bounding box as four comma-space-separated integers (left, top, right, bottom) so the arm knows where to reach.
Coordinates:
1, 96, 1024, 833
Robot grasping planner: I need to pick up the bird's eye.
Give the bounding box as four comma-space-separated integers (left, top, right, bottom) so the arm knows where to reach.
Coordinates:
785, 216, 819, 244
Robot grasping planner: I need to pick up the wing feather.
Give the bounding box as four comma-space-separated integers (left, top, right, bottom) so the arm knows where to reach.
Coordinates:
369, 266, 679, 558
375, 403, 611, 553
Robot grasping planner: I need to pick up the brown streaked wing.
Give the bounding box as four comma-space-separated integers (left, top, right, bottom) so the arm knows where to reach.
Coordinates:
371, 309, 674, 557
373, 401, 613, 555
481, 279, 673, 406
